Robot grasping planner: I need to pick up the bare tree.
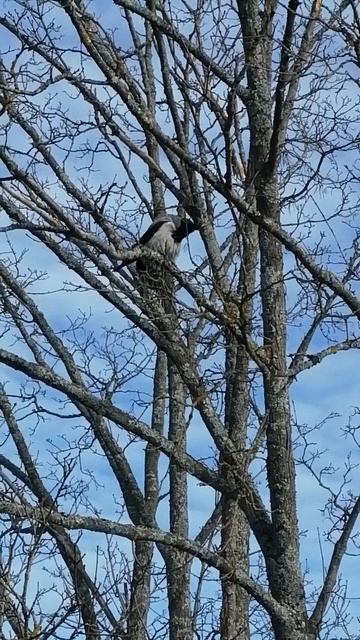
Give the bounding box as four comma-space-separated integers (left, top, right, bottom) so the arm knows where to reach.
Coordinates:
0, 1, 359, 639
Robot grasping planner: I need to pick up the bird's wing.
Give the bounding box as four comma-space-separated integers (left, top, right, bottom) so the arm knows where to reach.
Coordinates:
138, 216, 173, 246
117, 216, 174, 269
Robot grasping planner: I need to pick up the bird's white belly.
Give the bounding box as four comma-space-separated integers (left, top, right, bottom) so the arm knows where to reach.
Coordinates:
147, 222, 180, 260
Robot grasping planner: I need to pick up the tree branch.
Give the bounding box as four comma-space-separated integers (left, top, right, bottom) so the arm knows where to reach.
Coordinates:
0, 500, 287, 623
308, 496, 360, 636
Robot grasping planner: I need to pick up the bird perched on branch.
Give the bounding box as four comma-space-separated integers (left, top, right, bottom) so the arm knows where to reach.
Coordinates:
118, 214, 198, 274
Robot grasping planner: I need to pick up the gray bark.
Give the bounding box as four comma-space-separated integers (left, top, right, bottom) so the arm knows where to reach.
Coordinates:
0, 2, 358, 639
165, 364, 192, 640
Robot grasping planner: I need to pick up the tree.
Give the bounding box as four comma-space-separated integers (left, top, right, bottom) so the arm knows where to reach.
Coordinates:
0, 0, 359, 639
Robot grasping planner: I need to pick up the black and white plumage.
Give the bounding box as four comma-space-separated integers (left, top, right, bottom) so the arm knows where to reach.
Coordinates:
118, 214, 198, 271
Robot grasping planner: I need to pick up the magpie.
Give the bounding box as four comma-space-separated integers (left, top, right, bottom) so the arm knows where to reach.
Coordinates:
118, 214, 198, 272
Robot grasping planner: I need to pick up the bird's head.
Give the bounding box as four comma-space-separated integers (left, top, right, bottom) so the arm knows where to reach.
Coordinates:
170, 214, 198, 242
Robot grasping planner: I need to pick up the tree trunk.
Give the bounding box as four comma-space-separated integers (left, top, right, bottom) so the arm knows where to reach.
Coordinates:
165, 364, 191, 640
127, 350, 167, 639
220, 216, 258, 640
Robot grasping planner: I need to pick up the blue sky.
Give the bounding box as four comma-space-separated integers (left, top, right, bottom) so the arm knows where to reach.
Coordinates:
0, 0, 359, 637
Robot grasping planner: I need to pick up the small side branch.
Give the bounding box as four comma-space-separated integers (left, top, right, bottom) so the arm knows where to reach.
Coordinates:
308, 496, 360, 636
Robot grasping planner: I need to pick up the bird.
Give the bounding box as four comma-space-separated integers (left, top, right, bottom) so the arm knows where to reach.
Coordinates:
117, 214, 198, 273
